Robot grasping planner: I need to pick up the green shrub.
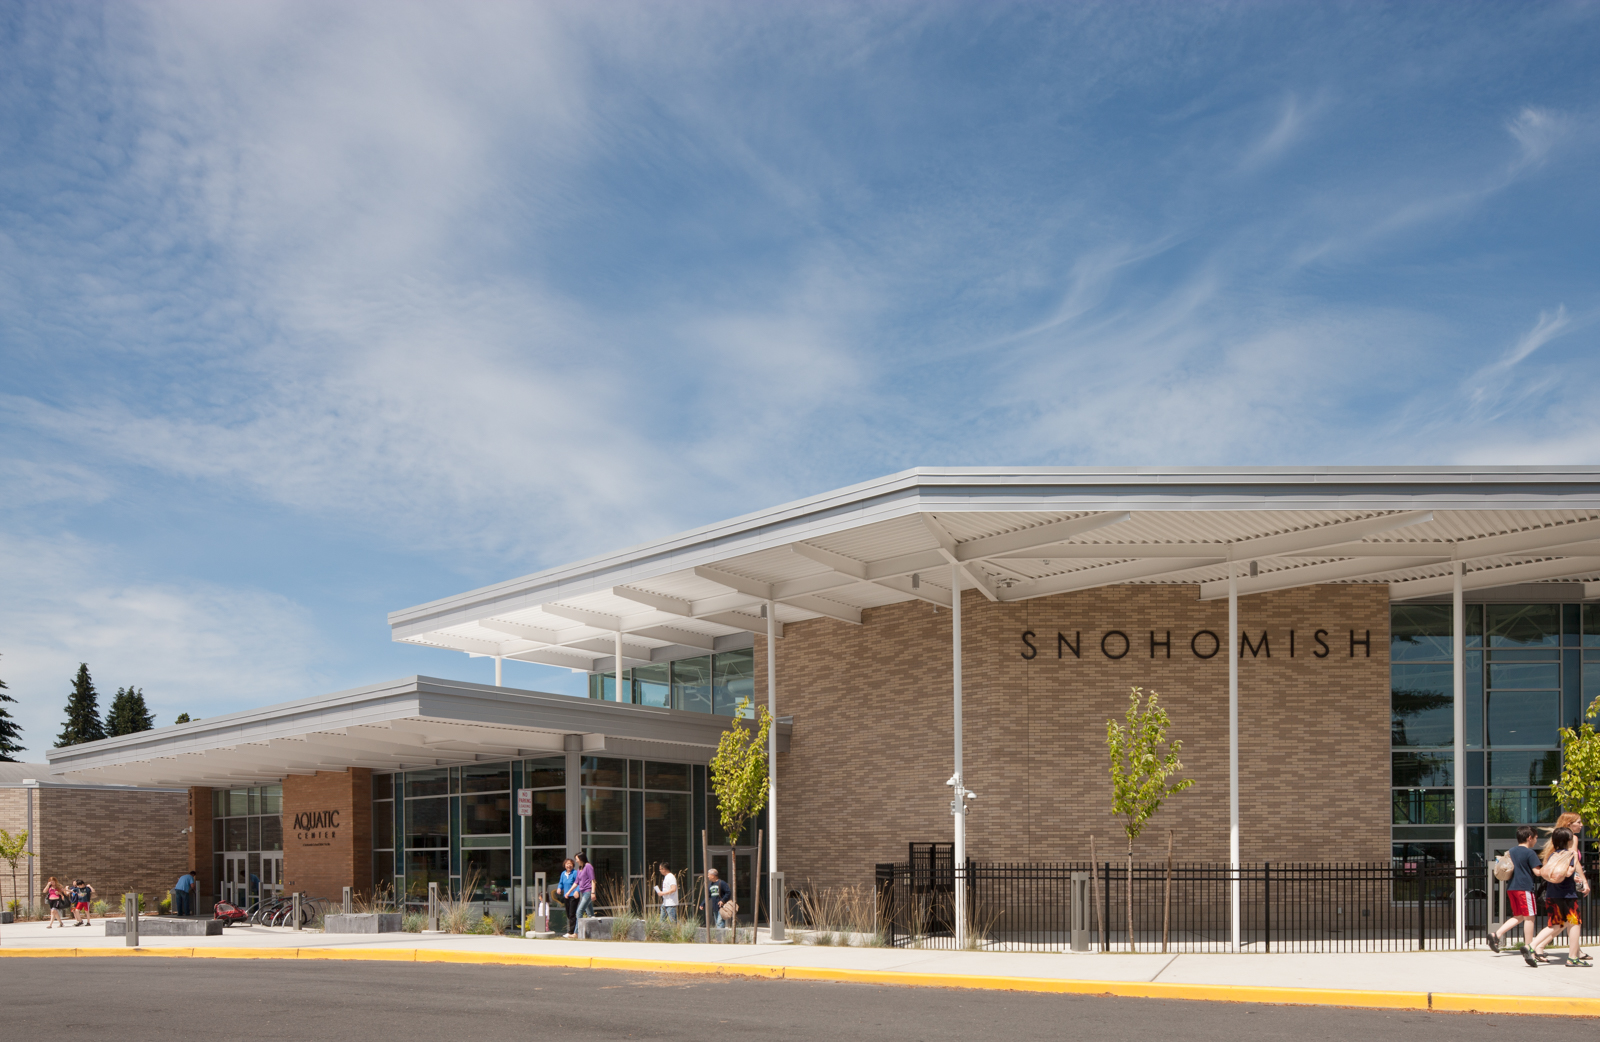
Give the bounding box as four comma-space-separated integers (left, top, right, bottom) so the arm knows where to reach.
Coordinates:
158, 895, 172, 914
90, 899, 108, 916
402, 911, 427, 932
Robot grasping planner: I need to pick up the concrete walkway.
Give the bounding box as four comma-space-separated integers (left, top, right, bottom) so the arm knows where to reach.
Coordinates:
2, 918, 1597, 1016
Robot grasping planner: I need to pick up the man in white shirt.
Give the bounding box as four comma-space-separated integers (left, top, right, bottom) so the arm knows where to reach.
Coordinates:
654, 862, 679, 920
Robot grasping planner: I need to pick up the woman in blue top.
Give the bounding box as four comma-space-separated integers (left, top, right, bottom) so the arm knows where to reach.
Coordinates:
557, 859, 578, 937
1524, 825, 1591, 967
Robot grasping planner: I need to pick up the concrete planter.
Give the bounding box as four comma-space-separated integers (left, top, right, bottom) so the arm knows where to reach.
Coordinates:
105, 918, 224, 937
574, 916, 646, 941
324, 913, 404, 934
0, 911, 13, 924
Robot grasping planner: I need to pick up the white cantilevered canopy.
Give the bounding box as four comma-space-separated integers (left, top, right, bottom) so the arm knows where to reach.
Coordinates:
43, 676, 791, 788
389, 467, 1600, 663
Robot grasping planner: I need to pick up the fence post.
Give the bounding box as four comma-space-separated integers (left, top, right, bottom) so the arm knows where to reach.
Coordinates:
1263, 862, 1270, 953
1102, 861, 1111, 952
1416, 863, 1425, 952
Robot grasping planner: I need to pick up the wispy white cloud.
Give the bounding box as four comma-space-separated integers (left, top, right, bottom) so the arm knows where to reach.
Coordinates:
0, 531, 327, 758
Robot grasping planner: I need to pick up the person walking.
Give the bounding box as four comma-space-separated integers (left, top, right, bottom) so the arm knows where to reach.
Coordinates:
42, 877, 68, 928
654, 862, 679, 921
558, 858, 578, 937
173, 869, 196, 917
70, 879, 96, 926
1523, 825, 1591, 967
1488, 825, 1542, 953
573, 853, 595, 923
704, 868, 731, 931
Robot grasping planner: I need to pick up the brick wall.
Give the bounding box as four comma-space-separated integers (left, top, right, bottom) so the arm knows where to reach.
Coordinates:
0, 787, 32, 909
1, 787, 189, 910
283, 769, 373, 900
186, 786, 214, 906
758, 582, 1391, 890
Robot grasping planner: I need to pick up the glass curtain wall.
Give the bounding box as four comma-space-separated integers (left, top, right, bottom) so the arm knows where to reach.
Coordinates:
522, 755, 567, 920
211, 784, 283, 906
588, 648, 755, 716
1391, 602, 1600, 864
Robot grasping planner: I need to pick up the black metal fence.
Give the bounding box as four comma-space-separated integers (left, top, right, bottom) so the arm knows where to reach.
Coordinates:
876, 847, 1600, 953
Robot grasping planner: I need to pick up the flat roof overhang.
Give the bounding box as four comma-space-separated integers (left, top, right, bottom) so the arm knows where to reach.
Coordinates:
387, 467, 1600, 670
43, 676, 791, 788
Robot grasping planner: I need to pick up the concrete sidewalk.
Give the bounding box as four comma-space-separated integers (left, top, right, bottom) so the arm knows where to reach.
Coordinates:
2, 918, 1597, 1016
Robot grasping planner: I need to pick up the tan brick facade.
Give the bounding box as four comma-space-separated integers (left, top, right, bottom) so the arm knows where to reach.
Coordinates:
282, 769, 373, 899
0, 785, 188, 913
758, 582, 1391, 890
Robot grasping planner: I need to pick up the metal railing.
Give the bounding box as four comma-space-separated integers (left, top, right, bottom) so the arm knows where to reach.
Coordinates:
876, 852, 1600, 953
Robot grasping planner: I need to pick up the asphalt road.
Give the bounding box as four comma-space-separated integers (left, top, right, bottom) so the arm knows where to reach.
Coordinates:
0, 959, 1562, 1039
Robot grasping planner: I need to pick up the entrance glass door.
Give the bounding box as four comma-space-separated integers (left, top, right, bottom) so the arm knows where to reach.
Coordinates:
260, 853, 283, 904
223, 854, 248, 908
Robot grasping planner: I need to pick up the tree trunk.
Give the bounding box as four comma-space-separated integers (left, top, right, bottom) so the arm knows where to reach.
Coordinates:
1126, 836, 1134, 953
727, 838, 736, 944
1163, 830, 1172, 954
1089, 834, 1102, 951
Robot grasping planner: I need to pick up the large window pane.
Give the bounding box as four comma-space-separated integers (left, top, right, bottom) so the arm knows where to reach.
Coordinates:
672, 657, 711, 714
581, 788, 627, 833
228, 789, 248, 817
1488, 750, 1562, 786
1393, 790, 1454, 825
461, 762, 511, 794
248, 816, 261, 851
644, 761, 690, 792
405, 850, 450, 904
633, 663, 671, 707
644, 791, 691, 873
1392, 752, 1453, 787
405, 767, 450, 799
464, 849, 512, 906
1465, 651, 1484, 749
1390, 605, 1453, 661
374, 803, 395, 851
1487, 604, 1560, 648
524, 756, 565, 789
373, 773, 394, 802
405, 796, 449, 848
714, 649, 755, 717
585, 848, 629, 908
525, 849, 567, 891
261, 815, 282, 851
1487, 788, 1560, 824
525, 790, 566, 846
1391, 663, 1454, 747
261, 784, 282, 816
581, 757, 627, 788
226, 817, 247, 852
1487, 691, 1560, 747
1488, 662, 1560, 688
1585, 604, 1600, 647
463, 792, 511, 835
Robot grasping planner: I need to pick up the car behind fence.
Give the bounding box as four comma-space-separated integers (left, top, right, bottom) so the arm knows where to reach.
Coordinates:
875, 843, 1599, 953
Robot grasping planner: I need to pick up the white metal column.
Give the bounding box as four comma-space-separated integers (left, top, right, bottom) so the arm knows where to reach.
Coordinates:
615, 631, 626, 702
767, 599, 778, 876
1229, 562, 1240, 951
494, 656, 502, 687
1452, 561, 1466, 946
951, 564, 967, 950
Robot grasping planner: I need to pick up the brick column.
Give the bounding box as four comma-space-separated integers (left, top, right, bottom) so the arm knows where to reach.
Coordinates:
187, 787, 214, 910
283, 769, 373, 899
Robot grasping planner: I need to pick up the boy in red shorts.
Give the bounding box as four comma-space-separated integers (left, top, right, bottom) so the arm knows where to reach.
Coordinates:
1488, 826, 1540, 952
70, 878, 96, 926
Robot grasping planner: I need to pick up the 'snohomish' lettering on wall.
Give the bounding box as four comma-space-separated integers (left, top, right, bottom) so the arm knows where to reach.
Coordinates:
1019, 629, 1372, 661
292, 809, 341, 842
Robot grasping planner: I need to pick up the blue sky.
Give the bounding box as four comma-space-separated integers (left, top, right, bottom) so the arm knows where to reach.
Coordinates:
3, 2, 1599, 755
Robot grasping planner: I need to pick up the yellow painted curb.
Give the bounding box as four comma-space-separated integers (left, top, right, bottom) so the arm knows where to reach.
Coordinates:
0, 946, 1595, 1016
1431, 992, 1600, 1017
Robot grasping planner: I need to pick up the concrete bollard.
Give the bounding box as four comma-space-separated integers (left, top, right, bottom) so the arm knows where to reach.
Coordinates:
769, 872, 786, 942
533, 872, 547, 934
292, 891, 302, 932
428, 882, 439, 933
125, 893, 138, 947
1070, 871, 1090, 952
343, 886, 352, 915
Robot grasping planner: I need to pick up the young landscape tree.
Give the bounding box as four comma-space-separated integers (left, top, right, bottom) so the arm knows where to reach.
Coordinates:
107, 686, 156, 736
708, 696, 772, 940
1106, 685, 1194, 952
0, 828, 34, 916
55, 663, 106, 747
174, 713, 192, 724
0, 655, 24, 761
1553, 695, 1600, 826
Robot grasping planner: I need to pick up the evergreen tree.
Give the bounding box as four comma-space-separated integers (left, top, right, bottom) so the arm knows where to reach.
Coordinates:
55, 663, 106, 747
107, 686, 155, 736
0, 656, 24, 762
174, 713, 191, 724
